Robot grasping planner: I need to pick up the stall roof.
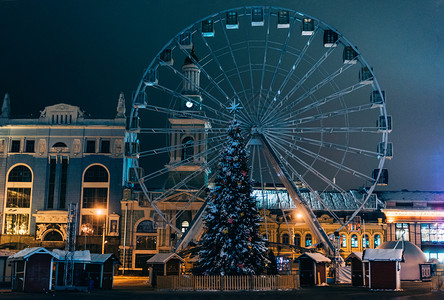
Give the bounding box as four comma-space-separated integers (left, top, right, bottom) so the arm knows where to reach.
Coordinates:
147, 253, 184, 264
295, 253, 331, 263
90, 253, 120, 264
346, 251, 363, 262
52, 249, 91, 262
363, 249, 403, 262
8, 247, 56, 261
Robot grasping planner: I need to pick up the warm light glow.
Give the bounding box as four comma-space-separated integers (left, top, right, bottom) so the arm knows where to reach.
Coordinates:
296, 213, 303, 219
96, 209, 104, 216
383, 210, 444, 218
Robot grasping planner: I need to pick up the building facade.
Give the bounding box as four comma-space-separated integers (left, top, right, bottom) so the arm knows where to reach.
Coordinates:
0, 93, 126, 254
379, 191, 444, 263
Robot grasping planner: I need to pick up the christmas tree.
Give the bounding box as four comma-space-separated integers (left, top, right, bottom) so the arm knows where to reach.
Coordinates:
196, 118, 267, 275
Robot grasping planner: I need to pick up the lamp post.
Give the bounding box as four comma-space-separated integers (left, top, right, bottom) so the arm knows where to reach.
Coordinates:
81, 224, 93, 250
97, 209, 107, 254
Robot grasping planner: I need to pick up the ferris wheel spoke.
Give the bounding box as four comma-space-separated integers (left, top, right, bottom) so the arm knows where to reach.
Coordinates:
259, 26, 320, 121
263, 15, 298, 110
244, 14, 256, 117
265, 126, 381, 134
287, 103, 379, 126
266, 133, 375, 184
160, 62, 241, 118
139, 127, 226, 134
269, 132, 379, 159
149, 83, 233, 121
138, 134, 226, 158
196, 30, 253, 124
152, 155, 220, 202
141, 141, 223, 183
257, 8, 272, 122
139, 103, 230, 127
218, 14, 255, 120
262, 37, 338, 123
265, 136, 347, 193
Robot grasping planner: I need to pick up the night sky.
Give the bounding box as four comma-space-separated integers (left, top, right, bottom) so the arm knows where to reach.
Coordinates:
1, 0, 443, 191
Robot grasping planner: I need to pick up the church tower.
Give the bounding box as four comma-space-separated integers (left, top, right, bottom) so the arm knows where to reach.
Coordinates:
164, 49, 209, 190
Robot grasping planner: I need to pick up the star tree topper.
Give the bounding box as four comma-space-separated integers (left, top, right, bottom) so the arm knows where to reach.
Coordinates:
227, 99, 243, 117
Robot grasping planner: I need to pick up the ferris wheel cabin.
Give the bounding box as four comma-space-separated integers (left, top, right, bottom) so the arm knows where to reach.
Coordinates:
377, 115, 392, 132
371, 90, 385, 108
301, 18, 314, 35
323, 29, 338, 47
373, 168, 389, 186
378, 142, 393, 159
251, 7, 264, 26
202, 19, 215, 37
178, 32, 193, 49
226, 11, 239, 29
343, 46, 358, 64
277, 11, 290, 28
159, 48, 173, 65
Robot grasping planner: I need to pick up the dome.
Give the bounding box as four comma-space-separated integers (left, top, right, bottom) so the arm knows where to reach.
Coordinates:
377, 241, 427, 280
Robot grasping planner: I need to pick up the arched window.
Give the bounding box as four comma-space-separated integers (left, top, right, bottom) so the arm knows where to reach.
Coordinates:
4, 165, 33, 235
363, 234, 370, 248
84, 165, 109, 182
8, 165, 32, 182
181, 136, 194, 161
136, 220, 157, 233
294, 234, 301, 247
43, 230, 63, 241
181, 220, 190, 233
282, 233, 289, 245
81, 165, 110, 235
53, 142, 67, 148
374, 234, 382, 248
351, 234, 358, 248
340, 234, 347, 248
305, 234, 312, 247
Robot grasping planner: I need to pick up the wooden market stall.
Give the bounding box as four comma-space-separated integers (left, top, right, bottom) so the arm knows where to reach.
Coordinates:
0, 250, 14, 288
362, 249, 403, 290
345, 251, 369, 287
8, 247, 57, 292
295, 253, 331, 286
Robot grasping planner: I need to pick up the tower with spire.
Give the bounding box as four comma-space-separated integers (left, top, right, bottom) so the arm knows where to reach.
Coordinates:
116, 92, 126, 118
1, 93, 11, 119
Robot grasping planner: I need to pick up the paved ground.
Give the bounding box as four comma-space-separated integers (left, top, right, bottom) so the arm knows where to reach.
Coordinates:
0, 276, 443, 300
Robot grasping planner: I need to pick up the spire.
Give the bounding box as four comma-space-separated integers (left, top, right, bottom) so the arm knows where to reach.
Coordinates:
183, 47, 199, 65
116, 92, 126, 118
1, 93, 10, 118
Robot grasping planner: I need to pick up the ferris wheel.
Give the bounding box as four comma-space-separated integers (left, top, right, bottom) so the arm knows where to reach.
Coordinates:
127, 6, 391, 255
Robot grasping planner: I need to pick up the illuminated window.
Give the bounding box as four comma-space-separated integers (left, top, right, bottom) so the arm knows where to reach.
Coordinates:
340, 234, 347, 248
81, 215, 105, 235
395, 223, 409, 241
181, 136, 194, 161
374, 234, 382, 248
305, 234, 312, 247
421, 223, 444, 243
351, 234, 358, 248
363, 234, 370, 248
136, 236, 157, 250
4, 165, 32, 235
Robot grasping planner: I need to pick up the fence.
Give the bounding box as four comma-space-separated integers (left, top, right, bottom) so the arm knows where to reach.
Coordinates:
157, 275, 299, 291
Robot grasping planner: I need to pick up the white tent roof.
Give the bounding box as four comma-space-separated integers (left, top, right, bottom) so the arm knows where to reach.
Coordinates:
52, 249, 91, 262
8, 247, 56, 261
363, 249, 403, 262
147, 253, 184, 264
296, 252, 331, 263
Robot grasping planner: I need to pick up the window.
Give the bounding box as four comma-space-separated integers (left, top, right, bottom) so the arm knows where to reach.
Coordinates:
421, 223, 444, 243
100, 140, 110, 153
59, 157, 68, 209
8, 165, 32, 182
25, 140, 35, 153
84, 165, 108, 182
181, 137, 194, 161
47, 157, 56, 209
351, 234, 358, 248
363, 234, 370, 248
282, 233, 289, 245
294, 234, 301, 247
305, 234, 312, 247
53, 142, 67, 148
136, 236, 157, 250
395, 223, 409, 241
82, 188, 108, 208
374, 234, 381, 248
4, 214, 29, 235
81, 215, 105, 235
43, 231, 63, 241
340, 234, 347, 248
10, 140, 20, 153
137, 220, 157, 233
6, 188, 31, 208
181, 220, 190, 233
86, 140, 96, 153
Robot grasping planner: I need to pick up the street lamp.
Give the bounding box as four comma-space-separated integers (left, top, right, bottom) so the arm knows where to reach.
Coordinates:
96, 209, 107, 254
81, 224, 94, 250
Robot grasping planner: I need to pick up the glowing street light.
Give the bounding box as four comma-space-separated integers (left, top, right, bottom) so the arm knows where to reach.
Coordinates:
96, 208, 107, 254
